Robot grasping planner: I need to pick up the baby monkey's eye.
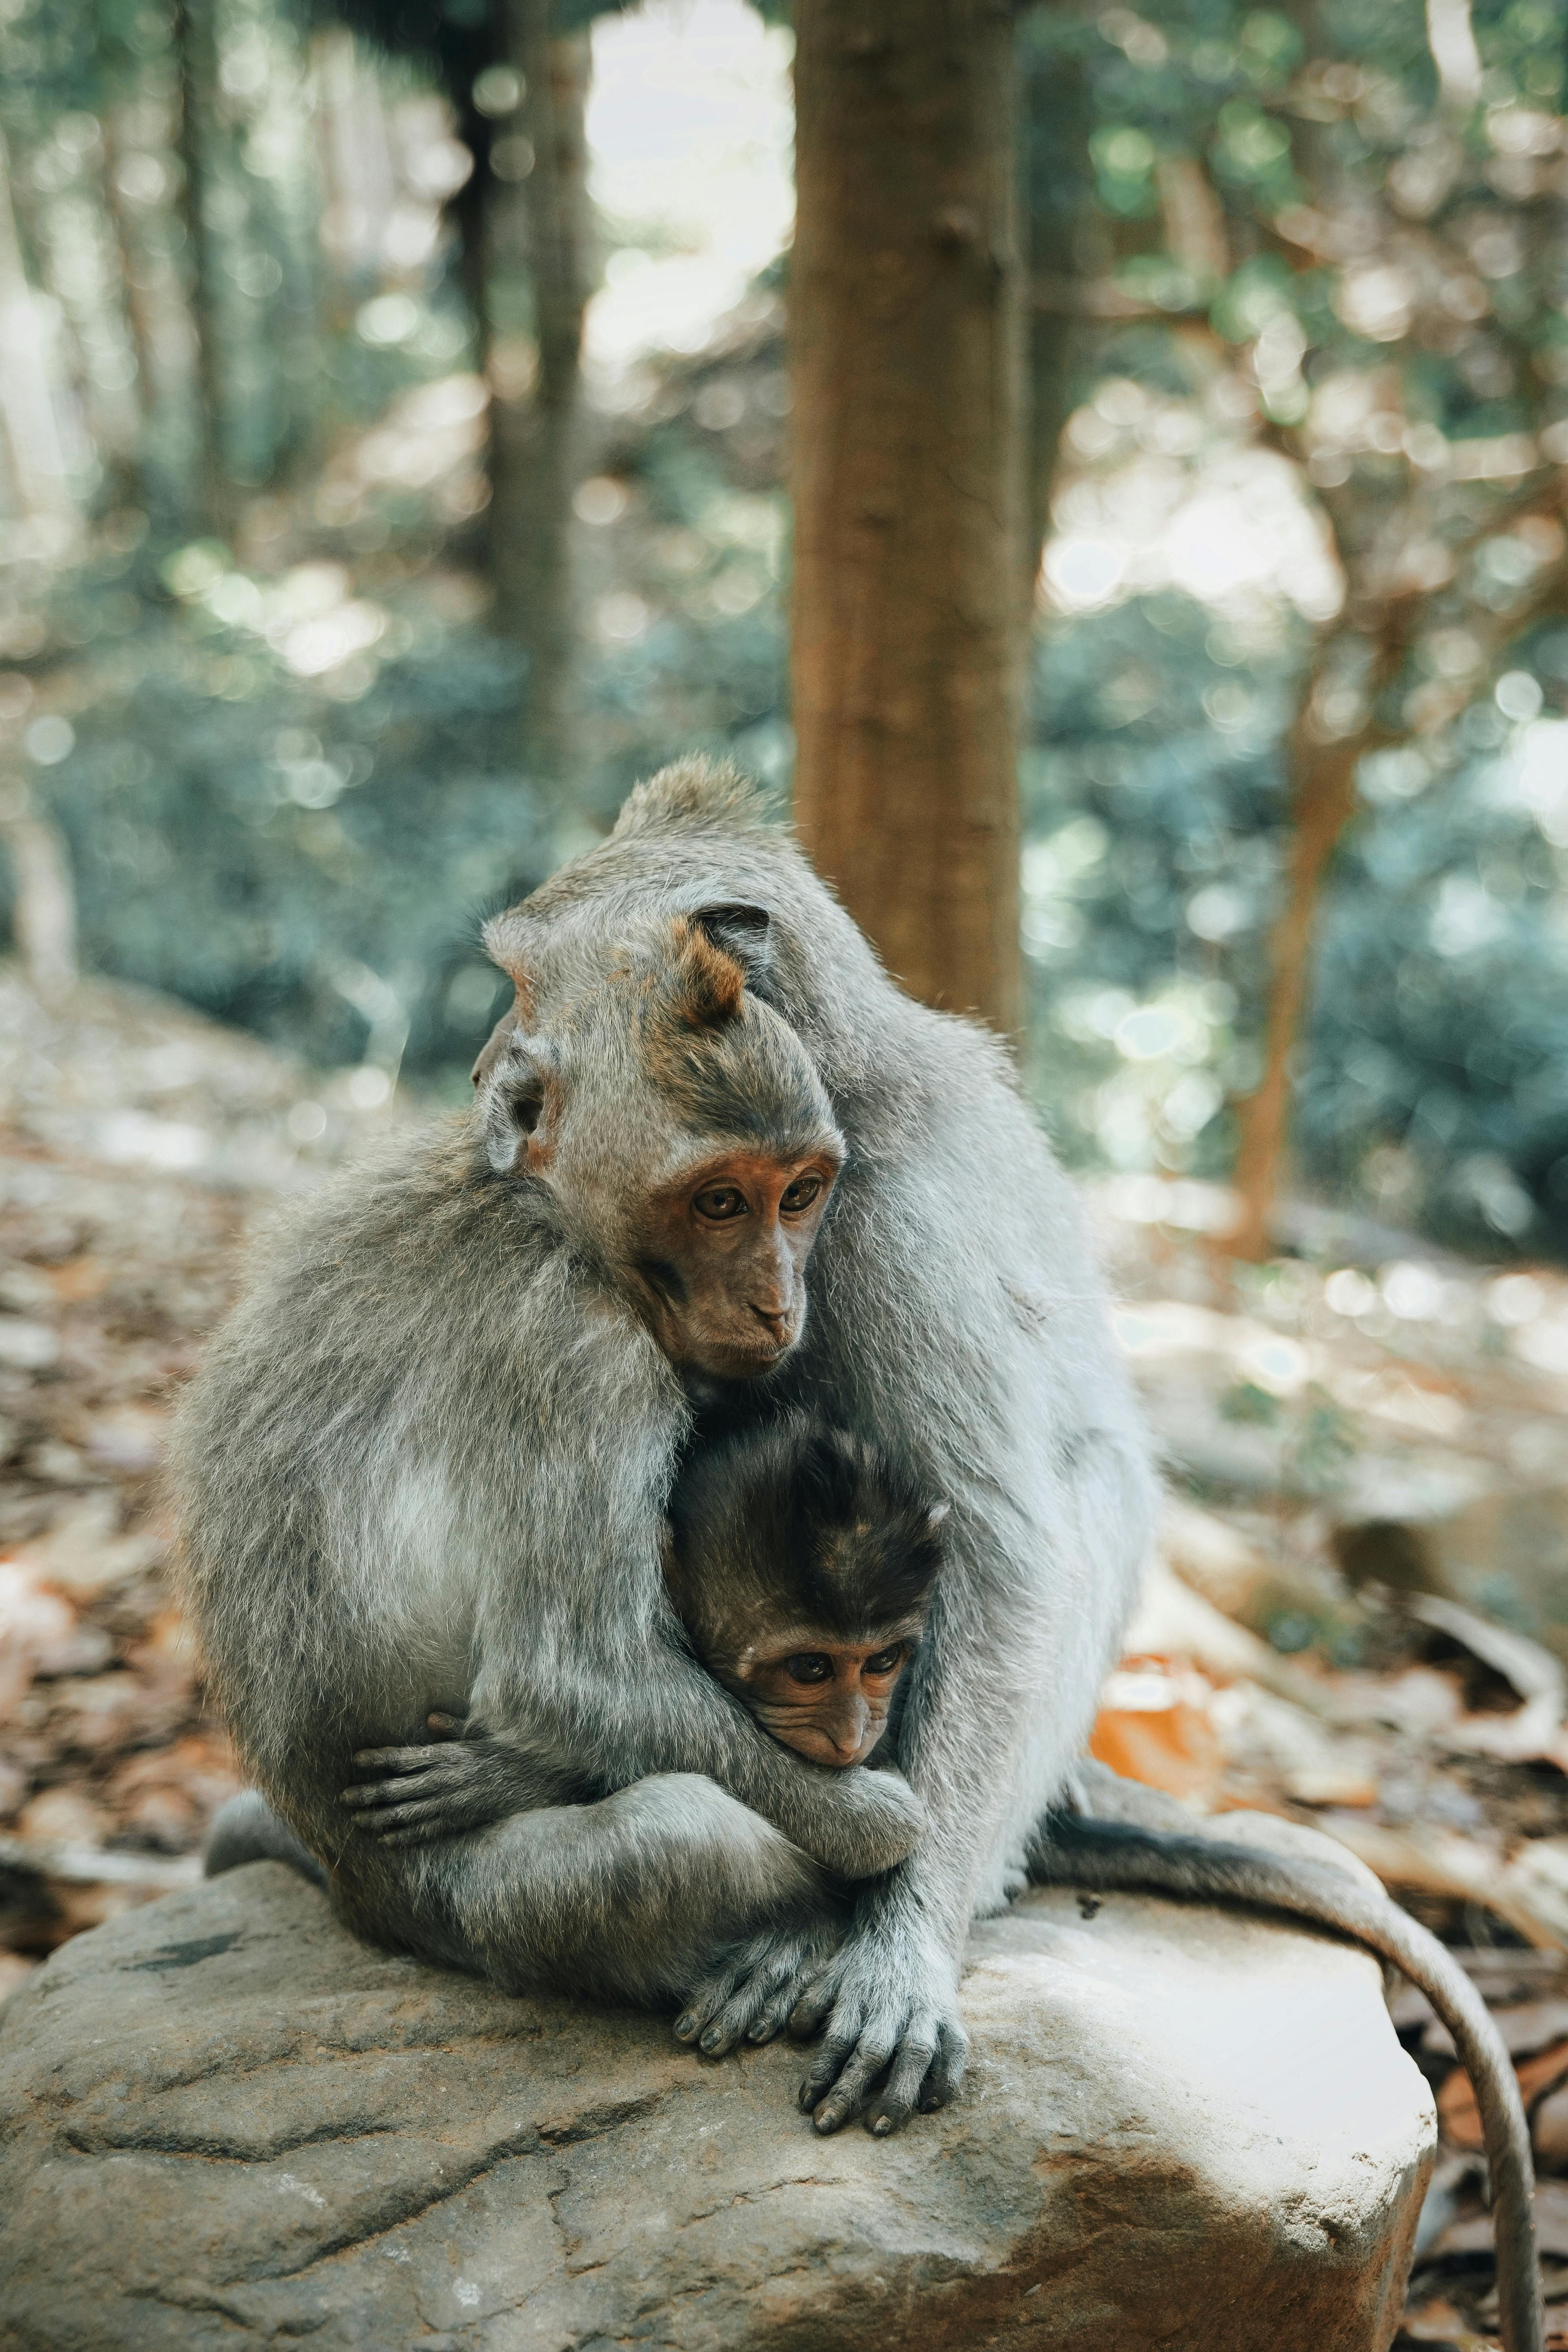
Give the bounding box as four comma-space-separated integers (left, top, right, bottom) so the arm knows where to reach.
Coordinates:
693, 1185, 747, 1221
779, 1172, 823, 1215
785, 1652, 835, 1685
864, 1644, 907, 1677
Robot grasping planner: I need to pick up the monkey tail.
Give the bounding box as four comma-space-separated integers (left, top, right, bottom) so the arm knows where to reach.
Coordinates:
1030, 1811, 1543, 2352
205, 1790, 328, 1889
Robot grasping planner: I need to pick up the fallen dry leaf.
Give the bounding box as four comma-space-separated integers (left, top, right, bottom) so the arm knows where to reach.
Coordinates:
1429, 2176, 1568, 2259
1439, 2039, 1568, 2152
1089, 1653, 1224, 1804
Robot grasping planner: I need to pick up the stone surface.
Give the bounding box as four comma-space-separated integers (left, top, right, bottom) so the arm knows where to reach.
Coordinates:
0, 1859, 1434, 2351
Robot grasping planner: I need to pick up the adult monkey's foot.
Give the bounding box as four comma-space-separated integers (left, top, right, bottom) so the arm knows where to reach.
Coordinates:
790, 1919, 968, 2137
673, 1918, 845, 2056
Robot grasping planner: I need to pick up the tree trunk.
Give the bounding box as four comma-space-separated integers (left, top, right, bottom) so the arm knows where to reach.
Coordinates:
0, 131, 76, 521
1226, 711, 1367, 1261
1226, 605, 1421, 1259
173, 0, 230, 537
0, 781, 78, 1007
790, 0, 1025, 1035
1018, 36, 1091, 626
488, 5, 593, 791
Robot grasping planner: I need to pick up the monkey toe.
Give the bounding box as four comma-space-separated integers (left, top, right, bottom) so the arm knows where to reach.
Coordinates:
677, 1926, 837, 2059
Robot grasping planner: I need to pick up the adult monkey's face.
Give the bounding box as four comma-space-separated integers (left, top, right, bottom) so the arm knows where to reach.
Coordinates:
629, 1141, 840, 1378
474, 903, 845, 1381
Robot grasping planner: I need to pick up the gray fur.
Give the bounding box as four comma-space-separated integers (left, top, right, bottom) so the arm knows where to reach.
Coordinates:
205, 1789, 326, 1886
174, 756, 1158, 2131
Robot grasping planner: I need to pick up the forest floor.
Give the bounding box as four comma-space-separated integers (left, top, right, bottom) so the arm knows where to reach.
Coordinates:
2, 961, 1566, 2350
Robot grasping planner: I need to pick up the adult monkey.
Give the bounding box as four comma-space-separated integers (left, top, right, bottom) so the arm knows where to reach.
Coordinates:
179, 755, 1154, 2137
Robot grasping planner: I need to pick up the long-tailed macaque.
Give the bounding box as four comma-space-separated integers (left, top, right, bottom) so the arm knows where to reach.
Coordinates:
176, 759, 1539, 2348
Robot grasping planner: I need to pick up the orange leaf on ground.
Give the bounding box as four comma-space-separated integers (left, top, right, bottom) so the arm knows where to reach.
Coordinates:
1090, 1653, 1223, 1805
1439, 2036, 1568, 2152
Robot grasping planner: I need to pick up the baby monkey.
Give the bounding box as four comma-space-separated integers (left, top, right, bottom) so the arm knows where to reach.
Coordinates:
665, 1415, 946, 1771
345, 1415, 946, 1846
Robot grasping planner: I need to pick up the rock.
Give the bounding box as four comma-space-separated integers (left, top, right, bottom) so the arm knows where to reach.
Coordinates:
0, 1859, 1434, 2351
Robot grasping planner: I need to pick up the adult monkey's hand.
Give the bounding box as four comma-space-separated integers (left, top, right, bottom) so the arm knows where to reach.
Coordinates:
789, 1899, 967, 2135
669, 1896, 966, 2134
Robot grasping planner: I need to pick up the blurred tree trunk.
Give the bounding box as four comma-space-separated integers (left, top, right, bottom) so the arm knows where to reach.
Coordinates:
1227, 704, 1366, 1261
0, 131, 76, 521
102, 89, 196, 534
173, 0, 230, 536
1018, 34, 1092, 626
0, 779, 77, 1006
1227, 612, 1414, 1261
488, 5, 593, 790
791, 0, 1025, 1035
1022, 291, 1076, 625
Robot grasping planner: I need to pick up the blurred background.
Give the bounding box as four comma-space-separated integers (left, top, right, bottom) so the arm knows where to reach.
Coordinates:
0, 0, 1564, 1251
3, 2, 1568, 2336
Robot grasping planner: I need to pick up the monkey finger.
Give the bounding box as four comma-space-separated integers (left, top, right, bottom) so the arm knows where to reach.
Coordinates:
342, 1760, 473, 1807
808, 2040, 893, 2136
361, 1762, 467, 1793
917, 2017, 969, 2114
342, 1780, 435, 1811
356, 1797, 465, 1837
786, 1971, 841, 2041
425, 1712, 467, 1737
797, 2011, 865, 2110
349, 1744, 465, 1774
694, 1946, 806, 2054
864, 2029, 938, 2137
745, 1978, 803, 2045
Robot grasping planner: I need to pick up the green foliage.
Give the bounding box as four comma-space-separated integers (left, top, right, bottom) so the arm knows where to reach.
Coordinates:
576, 416, 789, 823
7, 553, 543, 1082
4, 0, 1568, 1265
1015, 0, 1568, 1255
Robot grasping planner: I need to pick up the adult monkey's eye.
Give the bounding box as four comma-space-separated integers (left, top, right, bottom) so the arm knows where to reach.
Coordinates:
786, 1652, 834, 1685
779, 1172, 823, 1215
693, 1185, 747, 1221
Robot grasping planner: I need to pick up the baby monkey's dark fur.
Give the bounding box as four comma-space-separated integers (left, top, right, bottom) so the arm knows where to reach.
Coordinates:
668, 1416, 944, 1665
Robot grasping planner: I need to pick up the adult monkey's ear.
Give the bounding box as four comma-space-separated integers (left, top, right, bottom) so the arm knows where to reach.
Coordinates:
691, 904, 773, 993
471, 1002, 520, 1089
479, 1033, 552, 1174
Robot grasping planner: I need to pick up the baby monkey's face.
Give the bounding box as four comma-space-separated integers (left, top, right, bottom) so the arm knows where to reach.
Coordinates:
722, 1631, 916, 1768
